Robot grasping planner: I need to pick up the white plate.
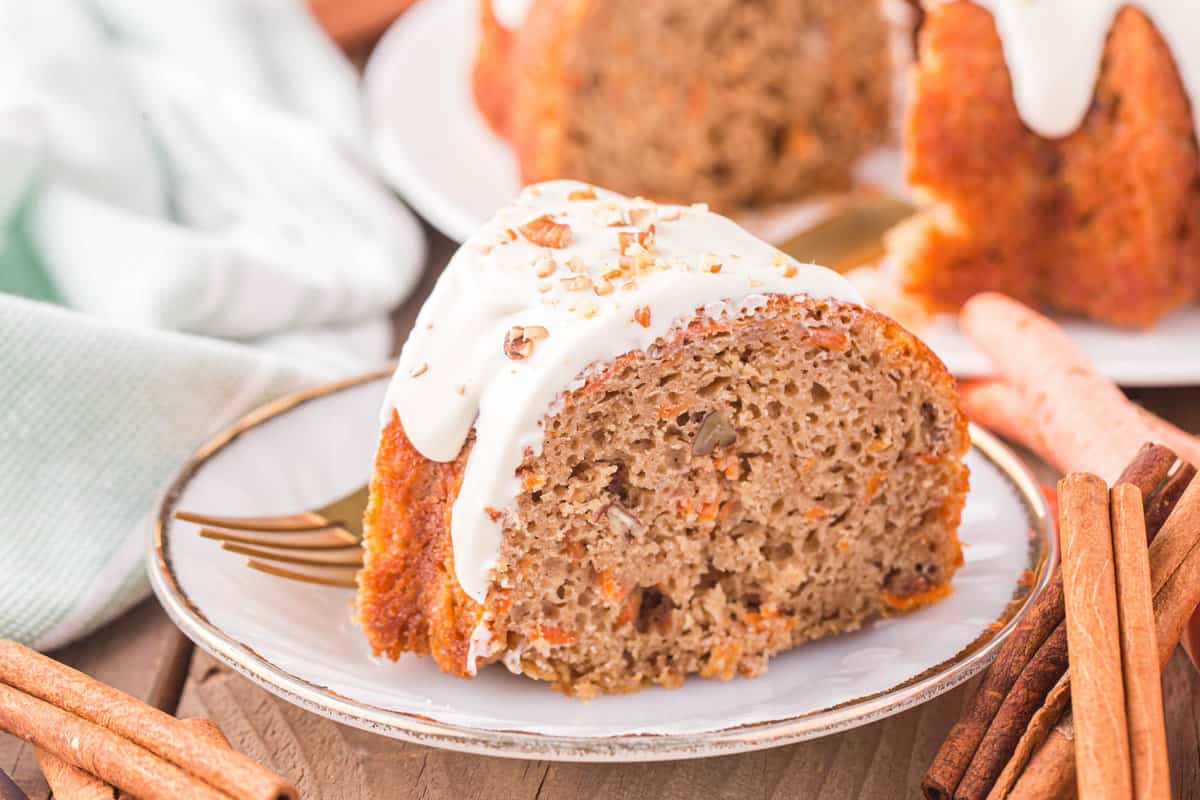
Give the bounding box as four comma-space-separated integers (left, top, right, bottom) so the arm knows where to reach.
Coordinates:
363, 0, 1200, 386
364, 0, 514, 244
149, 370, 1052, 761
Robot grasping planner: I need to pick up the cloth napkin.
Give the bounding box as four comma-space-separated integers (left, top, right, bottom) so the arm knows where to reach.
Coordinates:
0, 0, 425, 649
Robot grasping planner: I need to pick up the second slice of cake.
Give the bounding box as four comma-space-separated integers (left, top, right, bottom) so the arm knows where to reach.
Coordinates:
358, 181, 969, 698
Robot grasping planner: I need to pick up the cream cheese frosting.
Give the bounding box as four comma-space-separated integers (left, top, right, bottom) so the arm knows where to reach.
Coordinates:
490, 0, 533, 30
969, 0, 1200, 140
384, 180, 862, 603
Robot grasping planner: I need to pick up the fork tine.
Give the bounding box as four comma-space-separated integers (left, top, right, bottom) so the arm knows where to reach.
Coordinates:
198, 526, 359, 549
220, 542, 363, 567
245, 560, 358, 588
174, 509, 331, 532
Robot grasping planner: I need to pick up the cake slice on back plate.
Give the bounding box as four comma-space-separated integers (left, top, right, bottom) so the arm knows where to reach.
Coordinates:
473, 0, 916, 210
358, 181, 969, 698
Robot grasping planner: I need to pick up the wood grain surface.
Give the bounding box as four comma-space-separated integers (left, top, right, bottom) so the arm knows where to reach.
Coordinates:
5, 225, 1200, 799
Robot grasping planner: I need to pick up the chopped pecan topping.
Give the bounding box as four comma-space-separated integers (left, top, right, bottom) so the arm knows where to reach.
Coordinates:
503, 327, 535, 359
593, 203, 626, 227
561, 275, 593, 292
567, 186, 597, 201
533, 254, 557, 278
633, 306, 651, 328
618, 226, 656, 254
628, 207, 655, 229
519, 215, 572, 248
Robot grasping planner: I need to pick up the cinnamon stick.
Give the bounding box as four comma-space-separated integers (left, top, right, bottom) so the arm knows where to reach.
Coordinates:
0, 641, 295, 800
0, 682, 229, 800
1058, 473, 1132, 800
186, 717, 233, 749
35, 748, 115, 800
920, 579, 1064, 800
985, 676, 1071, 800
1111, 485, 1170, 800
1147, 473, 1200, 595
1006, 712, 1076, 800
1115, 445, 1179, 501
1005, 468, 1200, 799
1144, 463, 1196, 536
34, 719, 232, 800
922, 443, 1174, 800
956, 624, 1067, 800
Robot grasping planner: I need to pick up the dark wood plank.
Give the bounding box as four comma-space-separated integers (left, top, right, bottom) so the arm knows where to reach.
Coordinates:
1164, 650, 1200, 799
0, 599, 191, 798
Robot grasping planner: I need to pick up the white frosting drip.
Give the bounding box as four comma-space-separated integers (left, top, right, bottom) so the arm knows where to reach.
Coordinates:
490, 0, 533, 30
385, 180, 862, 603
970, 0, 1200, 139
464, 620, 501, 675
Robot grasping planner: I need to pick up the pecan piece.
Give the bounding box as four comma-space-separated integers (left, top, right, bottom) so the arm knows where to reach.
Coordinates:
693, 411, 738, 456
503, 326, 534, 360
519, 215, 572, 248
603, 502, 643, 538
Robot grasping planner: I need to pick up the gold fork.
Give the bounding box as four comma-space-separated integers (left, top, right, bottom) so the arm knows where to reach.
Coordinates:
174, 485, 368, 588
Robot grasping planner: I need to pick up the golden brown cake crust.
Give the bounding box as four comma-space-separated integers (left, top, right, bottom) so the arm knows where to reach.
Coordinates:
358, 296, 968, 694
357, 416, 481, 677
895, 2, 1200, 327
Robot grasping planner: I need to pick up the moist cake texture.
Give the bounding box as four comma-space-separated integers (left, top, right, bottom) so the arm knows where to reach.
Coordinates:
358, 181, 969, 696
474, 0, 914, 209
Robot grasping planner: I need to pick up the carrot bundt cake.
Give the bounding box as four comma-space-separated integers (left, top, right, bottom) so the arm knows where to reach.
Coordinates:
891, 1, 1200, 328
357, 180, 970, 697
473, 0, 916, 210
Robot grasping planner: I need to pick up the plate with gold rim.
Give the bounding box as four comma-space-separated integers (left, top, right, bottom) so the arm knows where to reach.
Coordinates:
148, 370, 1053, 762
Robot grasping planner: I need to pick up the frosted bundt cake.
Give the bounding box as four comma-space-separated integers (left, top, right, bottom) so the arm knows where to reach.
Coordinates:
358, 181, 969, 697
891, 1, 1200, 327
473, 0, 916, 210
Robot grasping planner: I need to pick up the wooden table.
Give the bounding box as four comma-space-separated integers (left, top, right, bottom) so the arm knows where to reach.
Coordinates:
5, 226, 1200, 799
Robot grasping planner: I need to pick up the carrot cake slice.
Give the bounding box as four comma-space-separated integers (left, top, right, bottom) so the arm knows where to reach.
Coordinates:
358, 181, 969, 697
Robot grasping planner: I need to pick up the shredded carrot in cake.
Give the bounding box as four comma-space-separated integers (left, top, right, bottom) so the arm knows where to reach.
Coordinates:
882, 583, 953, 611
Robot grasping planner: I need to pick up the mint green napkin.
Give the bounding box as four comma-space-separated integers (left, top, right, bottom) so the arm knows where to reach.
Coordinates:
0, 0, 425, 649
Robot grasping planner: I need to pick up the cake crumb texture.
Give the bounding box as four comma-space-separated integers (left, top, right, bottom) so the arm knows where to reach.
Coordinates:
474, 0, 901, 209
359, 295, 968, 696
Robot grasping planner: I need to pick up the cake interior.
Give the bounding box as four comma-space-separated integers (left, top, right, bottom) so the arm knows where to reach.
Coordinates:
486, 297, 967, 697
521, 0, 898, 208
